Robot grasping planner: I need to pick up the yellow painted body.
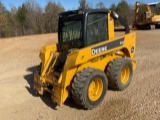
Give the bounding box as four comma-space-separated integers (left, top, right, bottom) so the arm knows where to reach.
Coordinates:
34, 12, 136, 107
151, 15, 160, 23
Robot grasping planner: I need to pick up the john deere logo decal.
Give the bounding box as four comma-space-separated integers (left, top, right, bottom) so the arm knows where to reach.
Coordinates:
91, 38, 124, 55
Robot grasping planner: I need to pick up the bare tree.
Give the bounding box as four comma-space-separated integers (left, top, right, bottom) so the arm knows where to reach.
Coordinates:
36, 6, 45, 34
0, 1, 6, 12
9, 6, 18, 36
45, 1, 64, 33
0, 12, 4, 37
110, 3, 117, 11
16, 4, 27, 36
116, 0, 132, 25
96, 2, 106, 9
0, 1, 7, 37
25, 0, 39, 35
79, 0, 89, 10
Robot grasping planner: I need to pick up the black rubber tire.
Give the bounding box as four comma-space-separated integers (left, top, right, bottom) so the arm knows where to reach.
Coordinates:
137, 25, 151, 30
145, 25, 151, 30
71, 68, 108, 110
107, 58, 133, 91
155, 24, 160, 29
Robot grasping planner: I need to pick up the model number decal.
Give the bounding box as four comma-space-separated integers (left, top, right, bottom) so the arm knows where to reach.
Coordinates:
91, 38, 124, 55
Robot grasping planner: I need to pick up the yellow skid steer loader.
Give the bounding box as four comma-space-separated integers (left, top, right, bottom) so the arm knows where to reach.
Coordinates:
34, 9, 136, 109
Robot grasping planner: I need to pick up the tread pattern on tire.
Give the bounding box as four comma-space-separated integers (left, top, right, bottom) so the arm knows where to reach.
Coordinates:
71, 68, 107, 109
107, 58, 133, 91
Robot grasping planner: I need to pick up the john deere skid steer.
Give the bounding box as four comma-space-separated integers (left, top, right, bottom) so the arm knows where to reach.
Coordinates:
34, 9, 136, 109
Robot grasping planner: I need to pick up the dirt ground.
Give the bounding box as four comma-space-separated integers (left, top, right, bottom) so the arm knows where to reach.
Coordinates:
0, 29, 160, 120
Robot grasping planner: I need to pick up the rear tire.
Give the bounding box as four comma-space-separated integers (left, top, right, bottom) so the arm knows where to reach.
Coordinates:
107, 58, 133, 91
155, 24, 160, 29
137, 25, 151, 30
71, 68, 108, 109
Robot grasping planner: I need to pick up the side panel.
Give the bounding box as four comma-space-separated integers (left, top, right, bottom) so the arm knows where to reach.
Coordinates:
53, 32, 136, 106
152, 15, 160, 23
77, 33, 136, 72
77, 53, 124, 72
74, 32, 136, 66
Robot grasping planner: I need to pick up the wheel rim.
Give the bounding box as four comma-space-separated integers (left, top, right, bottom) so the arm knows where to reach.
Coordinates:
121, 66, 130, 84
88, 78, 103, 101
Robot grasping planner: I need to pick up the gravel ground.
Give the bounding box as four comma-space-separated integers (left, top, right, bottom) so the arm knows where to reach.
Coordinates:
0, 30, 160, 120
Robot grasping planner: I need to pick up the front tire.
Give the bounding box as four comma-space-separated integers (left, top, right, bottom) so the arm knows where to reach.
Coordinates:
71, 68, 108, 109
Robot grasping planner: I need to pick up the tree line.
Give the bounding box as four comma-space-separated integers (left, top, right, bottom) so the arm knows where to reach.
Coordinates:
0, 0, 64, 37
0, 0, 134, 38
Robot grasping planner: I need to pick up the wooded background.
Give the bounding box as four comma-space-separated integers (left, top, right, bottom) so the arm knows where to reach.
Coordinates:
0, 0, 145, 38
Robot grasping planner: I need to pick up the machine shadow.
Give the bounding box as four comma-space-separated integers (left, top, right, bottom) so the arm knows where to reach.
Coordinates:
24, 65, 37, 95
24, 65, 81, 110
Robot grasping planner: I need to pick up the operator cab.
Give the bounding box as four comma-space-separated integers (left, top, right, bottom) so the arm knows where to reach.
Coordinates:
58, 9, 109, 50
56, 9, 129, 72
